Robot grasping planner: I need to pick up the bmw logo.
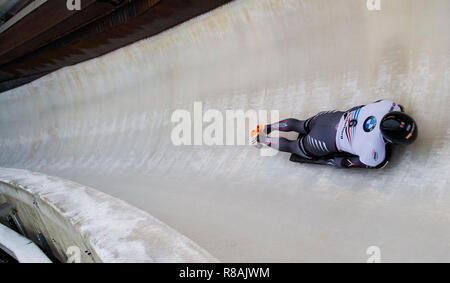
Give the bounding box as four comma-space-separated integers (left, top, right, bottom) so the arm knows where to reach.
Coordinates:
363, 116, 377, 132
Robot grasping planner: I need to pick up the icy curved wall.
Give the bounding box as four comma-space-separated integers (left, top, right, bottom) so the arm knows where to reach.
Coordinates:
0, 168, 217, 262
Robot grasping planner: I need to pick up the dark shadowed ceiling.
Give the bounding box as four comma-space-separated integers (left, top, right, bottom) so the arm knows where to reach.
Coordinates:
0, 0, 233, 93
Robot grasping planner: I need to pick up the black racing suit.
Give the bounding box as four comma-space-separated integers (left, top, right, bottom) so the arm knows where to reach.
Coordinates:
258, 106, 393, 169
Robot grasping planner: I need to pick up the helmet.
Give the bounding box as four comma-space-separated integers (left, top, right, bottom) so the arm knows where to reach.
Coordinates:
380, 112, 418, 145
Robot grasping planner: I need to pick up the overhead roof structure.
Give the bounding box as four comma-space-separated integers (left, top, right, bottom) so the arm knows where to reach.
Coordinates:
0, 0, 232, 92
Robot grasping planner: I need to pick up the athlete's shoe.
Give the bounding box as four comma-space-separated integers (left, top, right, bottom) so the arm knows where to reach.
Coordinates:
249, 125, 264, 148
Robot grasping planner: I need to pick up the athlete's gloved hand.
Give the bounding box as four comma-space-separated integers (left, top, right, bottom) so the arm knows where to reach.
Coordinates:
290, 154, 371, 169
320, 157, 348, 168
331, 156, 370, 168
340, 157, 353, 168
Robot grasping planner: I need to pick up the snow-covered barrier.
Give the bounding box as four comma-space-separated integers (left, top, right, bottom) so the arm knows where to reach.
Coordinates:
0, 168, 217, 263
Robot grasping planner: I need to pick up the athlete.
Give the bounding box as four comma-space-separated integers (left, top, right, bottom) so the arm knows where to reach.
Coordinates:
250, 100, 418, 169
